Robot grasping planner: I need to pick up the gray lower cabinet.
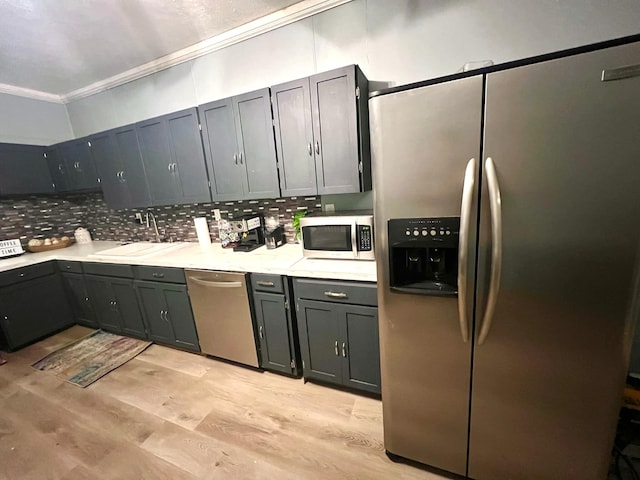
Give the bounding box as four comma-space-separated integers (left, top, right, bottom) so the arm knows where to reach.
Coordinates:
0, 263, 74, 351
250, 274, 300, 376
135, 280, 199, 352
61, 271, 99, 328
84, 274, 146, 338
0, 143, 53, 196
294, 278, 380, 394
199, 88, 280, 201
271, 65, 371, 196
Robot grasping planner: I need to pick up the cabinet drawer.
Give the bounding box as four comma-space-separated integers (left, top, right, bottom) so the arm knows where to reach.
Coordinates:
83, 262, 134, 278
294, 278, 377, 306
251, 273, 284, 294
57, 260, 83, 274
135, 266, 185, 284
0, 261, 55, 287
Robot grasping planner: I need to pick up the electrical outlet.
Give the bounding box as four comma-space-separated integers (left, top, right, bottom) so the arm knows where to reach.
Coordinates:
325, 203, 335, 213
213, 209, 221, 221
134, 213, 143, 224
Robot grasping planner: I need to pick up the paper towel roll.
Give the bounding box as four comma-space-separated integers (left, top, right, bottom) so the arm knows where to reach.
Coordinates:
194, 217, 211, 246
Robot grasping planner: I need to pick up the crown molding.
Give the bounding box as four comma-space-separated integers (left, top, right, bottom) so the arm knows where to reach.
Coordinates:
58, 0, 352, 104
0, 83, 63, 103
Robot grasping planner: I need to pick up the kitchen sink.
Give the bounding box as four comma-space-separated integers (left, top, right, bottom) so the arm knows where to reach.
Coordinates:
89, 242, 189, 259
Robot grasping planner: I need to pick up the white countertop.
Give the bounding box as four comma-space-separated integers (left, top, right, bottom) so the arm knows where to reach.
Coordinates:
0, 241, 377, 282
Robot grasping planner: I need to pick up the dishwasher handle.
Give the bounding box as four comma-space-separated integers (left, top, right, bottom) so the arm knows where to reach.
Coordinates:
188, 277, 243, 288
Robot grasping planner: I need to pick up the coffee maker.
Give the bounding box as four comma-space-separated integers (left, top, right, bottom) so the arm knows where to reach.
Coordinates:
232, 215, 265, 252
388, 217, 460, 296
264, 215, 285, 249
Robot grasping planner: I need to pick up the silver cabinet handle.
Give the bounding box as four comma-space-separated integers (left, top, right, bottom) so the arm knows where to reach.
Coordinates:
120, 171, 126, 182
315, 141, 320, 155
239, 152, 244, 165
19, 273, 24, 277
167, 164, 172, 171
233, 153, 238, 165
152, 273, 165, 278
256, 281, 274, 287
458, 158, 476, 343
324, 291, 347, 299
188, 277, 242, 288
259, 325, 264, 338
478, 157, 503, 346
307, 142, 312, 156
160, 310, 164, 321
85, 297, 90, 302
172, 163, 177, 172
342, 342, 346, 357
58, 164, 64, 172
334, 340, 339, 356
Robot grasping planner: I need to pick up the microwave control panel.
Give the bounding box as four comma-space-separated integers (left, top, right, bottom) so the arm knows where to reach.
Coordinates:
357, 225, 373, 251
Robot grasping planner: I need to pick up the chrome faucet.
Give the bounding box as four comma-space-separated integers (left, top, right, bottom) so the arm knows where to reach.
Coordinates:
145, 212, 163, 243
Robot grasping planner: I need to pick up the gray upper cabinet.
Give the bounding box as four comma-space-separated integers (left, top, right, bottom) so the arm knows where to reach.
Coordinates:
46, 138, 99, 193
272, 65, 371, 196
199, 88, 280, 201
0, 143, 53, 195
310, 65, 370, 194
271, 78, 317, 196
136, 108, 211, 206
90, 126, 151, 209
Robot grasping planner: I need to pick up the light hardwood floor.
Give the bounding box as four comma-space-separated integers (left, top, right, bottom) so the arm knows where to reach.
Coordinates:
0, 326, 446, 480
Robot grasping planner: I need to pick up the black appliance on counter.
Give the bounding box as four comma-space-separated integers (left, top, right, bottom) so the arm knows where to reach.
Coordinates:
232, 215, 265, 252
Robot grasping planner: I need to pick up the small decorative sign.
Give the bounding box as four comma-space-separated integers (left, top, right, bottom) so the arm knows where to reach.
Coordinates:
0, 239, 25, 258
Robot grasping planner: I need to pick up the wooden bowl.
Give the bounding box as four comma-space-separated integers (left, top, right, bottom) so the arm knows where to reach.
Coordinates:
27, 238, 74, 253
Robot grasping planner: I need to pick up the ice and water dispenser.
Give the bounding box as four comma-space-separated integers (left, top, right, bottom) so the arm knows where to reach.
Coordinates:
388, 217, 460, 296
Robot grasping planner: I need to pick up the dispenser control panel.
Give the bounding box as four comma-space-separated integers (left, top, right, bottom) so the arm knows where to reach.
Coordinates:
389, 217, 460, 247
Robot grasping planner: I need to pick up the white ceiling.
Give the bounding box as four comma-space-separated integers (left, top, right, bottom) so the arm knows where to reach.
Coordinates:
0, 0, 338, 100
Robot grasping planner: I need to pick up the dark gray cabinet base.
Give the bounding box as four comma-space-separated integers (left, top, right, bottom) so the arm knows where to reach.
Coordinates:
0, 270, 74, 351
294, 278, 380, 394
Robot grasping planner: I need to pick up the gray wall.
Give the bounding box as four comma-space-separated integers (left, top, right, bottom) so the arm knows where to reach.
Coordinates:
65, 0, 640, 136
0, 92, 73, 144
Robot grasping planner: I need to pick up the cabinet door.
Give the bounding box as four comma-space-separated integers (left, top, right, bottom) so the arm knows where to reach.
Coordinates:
62, 273, 98, 328
68, 138, 100, 190
340, 304, 380, 394
166, 108, 211, 204
111, 278, 146, 339
297, 299, 343, 385
45, 146, 71, 192
0, 274, 73, 350
310, 66, 361, 194
233, 88, 280, 200
136, 281, 175, 344
271, 79, 317, 196
0, 144, 52, 195
137, 116, 177, 205
90, 131, 131, 209
198, 99, 243, 200
254, 291, 293, 374
85, 275, 122, 333
163, 284, 199, 352
113, 125, 152, 208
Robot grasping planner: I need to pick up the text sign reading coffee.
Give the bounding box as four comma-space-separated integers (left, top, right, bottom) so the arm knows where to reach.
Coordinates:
0, 239, 24, 258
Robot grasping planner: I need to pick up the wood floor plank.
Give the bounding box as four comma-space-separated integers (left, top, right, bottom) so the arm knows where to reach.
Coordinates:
0, 328, 446, 480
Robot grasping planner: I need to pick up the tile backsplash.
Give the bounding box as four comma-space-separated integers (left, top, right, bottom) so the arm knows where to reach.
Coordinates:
0, 193, 322, 246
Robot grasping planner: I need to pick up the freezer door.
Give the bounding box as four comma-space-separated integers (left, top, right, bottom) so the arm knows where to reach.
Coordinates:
470, 42, 640, 480
371, 75, 482, 475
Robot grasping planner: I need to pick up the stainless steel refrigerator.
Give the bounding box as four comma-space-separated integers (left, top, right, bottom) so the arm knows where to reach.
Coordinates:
371, 39, 640, 480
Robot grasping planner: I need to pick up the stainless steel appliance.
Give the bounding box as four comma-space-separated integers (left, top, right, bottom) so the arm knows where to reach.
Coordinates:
300, 213, 374, 260
371, 39, 640, 480
185, 269, 259, 367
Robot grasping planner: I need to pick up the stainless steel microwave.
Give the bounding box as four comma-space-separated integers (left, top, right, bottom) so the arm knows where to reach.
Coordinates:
300, 214, 374, 260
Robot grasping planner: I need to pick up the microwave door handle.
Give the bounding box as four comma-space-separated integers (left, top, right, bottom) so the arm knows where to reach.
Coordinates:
351, 222, 358, 258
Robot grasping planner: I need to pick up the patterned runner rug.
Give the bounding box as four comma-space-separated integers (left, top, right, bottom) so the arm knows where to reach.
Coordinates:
32, 330, 152, 387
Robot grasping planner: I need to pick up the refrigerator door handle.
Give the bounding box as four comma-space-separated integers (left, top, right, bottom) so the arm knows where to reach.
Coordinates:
457, 158, 476, 343
477, 157, 503, 345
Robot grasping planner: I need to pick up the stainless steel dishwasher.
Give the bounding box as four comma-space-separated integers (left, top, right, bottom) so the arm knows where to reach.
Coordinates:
185, 269, 259, 367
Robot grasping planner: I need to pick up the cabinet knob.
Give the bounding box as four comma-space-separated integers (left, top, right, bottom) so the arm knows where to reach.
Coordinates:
233, 153, 238, 165
334, 340, 339, 356
315, 141, 320, 155
259, 325, 264, 339
307, 142, 312, 156
342, 342, 347, 358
